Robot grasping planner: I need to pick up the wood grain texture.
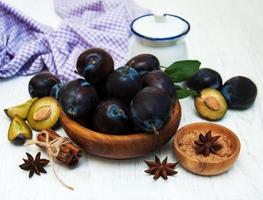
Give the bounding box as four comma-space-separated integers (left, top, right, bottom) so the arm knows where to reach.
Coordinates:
61, 101, 181, 159
173, 122, 240, 176
1, 0, 263, 199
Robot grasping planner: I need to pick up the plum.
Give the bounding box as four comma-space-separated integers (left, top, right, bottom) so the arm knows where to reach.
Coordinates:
92, 99, 130, 134
106, 66, 142, 104
93, 81, 108, 100
195, 88, 227, 120
126, 54, 160, 76
28, 72, 60, 97
186, 68, 222, 91
76, 48, 114, 84
221, 76, 257, 109
4, 98, 38, 119
50, 82, 64, 101
27, 97, 61, 131
60, 79, 99, 118
142, 70, 176, 99
130, 87, 172, 134
8, 115, 32, 145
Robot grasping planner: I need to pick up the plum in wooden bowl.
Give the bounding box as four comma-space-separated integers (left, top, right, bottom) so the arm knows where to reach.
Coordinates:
60, 100, 181, 159
173, 122, 240, 176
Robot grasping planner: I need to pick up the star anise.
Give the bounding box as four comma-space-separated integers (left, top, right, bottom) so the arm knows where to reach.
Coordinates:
144, 156, 178, 180
194, 130, 223, 157
19, 152, 49, 178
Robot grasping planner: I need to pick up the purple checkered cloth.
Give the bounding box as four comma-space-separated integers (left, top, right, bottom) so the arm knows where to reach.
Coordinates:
0, 0, 147, 82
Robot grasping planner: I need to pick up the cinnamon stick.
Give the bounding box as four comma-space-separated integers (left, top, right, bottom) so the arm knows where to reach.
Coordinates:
37, 134, 72, 164
37, 129, 81, 167
41, 129, 81, 156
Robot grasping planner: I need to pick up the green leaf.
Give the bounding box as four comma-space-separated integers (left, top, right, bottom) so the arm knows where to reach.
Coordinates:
176, 87, 198, 99
165, 60, 201, 83
174, 85, 182, 90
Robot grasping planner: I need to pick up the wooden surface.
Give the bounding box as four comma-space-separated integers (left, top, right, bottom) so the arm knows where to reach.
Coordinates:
0, 0, 263, 199
60, 101, 181, 159
173, 122, 240, 176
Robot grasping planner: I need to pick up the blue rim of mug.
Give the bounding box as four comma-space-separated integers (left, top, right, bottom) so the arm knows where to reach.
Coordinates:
130, 13, 191, 41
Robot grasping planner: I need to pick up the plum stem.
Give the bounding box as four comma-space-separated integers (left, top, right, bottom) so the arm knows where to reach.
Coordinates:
74, 70, 80, 75
113, 108, 125, 116
150, 122, 159, 136
124, 65, 131, 75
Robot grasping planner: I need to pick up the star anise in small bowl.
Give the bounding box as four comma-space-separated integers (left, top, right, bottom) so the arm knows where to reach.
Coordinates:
194, 130, 223, 157
173, 122, 241, 176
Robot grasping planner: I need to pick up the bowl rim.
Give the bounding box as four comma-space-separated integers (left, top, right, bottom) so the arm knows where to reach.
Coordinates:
130, 13, 191, 41
173, 122, 241, 164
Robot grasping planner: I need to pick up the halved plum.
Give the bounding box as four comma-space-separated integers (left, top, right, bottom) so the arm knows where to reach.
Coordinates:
27, 97, 61, 130
8, 115, 32, 145
4, 98, 38, 119
195, 88, 227, 120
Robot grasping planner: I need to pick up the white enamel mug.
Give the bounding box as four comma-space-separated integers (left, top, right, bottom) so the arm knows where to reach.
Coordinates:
130, 14, 190, 67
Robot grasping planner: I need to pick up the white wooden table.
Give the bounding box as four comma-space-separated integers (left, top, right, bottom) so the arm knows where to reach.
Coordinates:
1, 0, 263, 199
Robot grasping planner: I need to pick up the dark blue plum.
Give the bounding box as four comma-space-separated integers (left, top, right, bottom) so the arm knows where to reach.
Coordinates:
106, 66, 142, 104
50, 82, 64, 101
76, 48, 114, 84
60, 79, 99, 118
92, 99, 130, 134
186, 68, 222, 91
130, 87, 172, 134
93, 81, 108, 100
221, 76, 257, 109
126, 54, 160, 77
142, 70, 176, 99
28, 72, 60, 97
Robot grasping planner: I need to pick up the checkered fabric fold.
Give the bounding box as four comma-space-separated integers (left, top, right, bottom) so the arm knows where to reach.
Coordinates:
0, 0, 147, 82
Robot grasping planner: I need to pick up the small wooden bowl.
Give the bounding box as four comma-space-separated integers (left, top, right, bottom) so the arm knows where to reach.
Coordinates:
173, 122, 240, 176
61, 100, 181, 159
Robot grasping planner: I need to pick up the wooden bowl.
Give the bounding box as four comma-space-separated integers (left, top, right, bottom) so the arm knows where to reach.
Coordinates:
60, 100, 181, 159
173, 122, 240, 176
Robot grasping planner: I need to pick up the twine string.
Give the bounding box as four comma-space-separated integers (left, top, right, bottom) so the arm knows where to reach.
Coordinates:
25, 130, 74, 191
